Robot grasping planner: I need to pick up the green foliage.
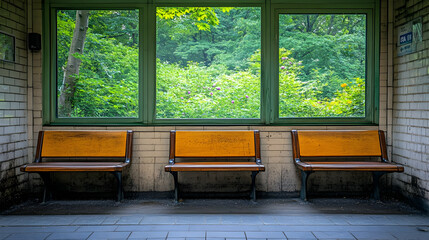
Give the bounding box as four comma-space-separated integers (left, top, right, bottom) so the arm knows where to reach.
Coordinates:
278, 48, 365, 118
72, 38, 139, 117
57, 10, 139, 117
157, 7, 232, 31
156, 61, 260, 119
277, 14, 366, 117
279, 14, 366, 89
56, 8, 366, 120
89, 10, 139, 47
157, 7, 260, 69
0, 32, 14, 61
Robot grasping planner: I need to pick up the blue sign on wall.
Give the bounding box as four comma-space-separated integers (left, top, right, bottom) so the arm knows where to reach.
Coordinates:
397, 18, 422, 56
399, 32, 412, 45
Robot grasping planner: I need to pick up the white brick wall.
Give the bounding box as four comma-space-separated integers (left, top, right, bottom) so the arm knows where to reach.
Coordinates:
0, 0, 28, 210
392, 0, 429, 209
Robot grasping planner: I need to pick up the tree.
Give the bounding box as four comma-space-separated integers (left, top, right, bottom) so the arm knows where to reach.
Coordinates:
156, 7, 259, 69
56, 8, 366, 119
59, 8, 230, 116
58, 10, 90, 116
279, 14, 366, 99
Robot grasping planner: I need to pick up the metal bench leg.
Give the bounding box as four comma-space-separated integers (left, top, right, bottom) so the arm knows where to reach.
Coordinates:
38, 173, 51, 203
300, 171, 313, 201
372, 171, 386, 200
112, 171, 123, 202
170, 172, 179, 202
250, 171, 259, 202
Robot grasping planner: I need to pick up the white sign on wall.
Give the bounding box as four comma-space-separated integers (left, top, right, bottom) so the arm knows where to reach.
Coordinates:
398, 17, 423, 56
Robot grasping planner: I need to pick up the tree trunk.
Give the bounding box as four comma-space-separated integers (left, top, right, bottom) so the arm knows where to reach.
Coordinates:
306, 15, 319, 33
58, 10, 90, 117
327, 15, 335, 35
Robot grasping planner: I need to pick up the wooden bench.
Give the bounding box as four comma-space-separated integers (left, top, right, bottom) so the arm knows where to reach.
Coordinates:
291, 130, 404, 201
164, 130, 265, 202
20, 130, 133, 202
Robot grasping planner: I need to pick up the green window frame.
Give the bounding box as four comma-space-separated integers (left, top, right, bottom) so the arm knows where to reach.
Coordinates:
271, 3, 379, 125
42, 0, 379, 126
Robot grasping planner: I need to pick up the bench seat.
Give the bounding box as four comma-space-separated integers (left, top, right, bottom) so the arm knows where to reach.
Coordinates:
295, 161, 404, 172
21, 130, 133, 202
165, 162, 265, 172
291, 130, 404, 201
165, 130, 264, 202
21, 162, 128, 172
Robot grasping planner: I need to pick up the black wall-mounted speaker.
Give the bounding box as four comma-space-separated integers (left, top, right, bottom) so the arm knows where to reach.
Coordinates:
28, 33, 41, 51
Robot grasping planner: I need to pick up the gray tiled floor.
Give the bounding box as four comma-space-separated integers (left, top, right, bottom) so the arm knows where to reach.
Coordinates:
0, 198, 428, 240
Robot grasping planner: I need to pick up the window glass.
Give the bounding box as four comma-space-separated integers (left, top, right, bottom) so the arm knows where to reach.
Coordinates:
278, 14, 366, 118
56, 10, 139, 118
156, 7, 261, 119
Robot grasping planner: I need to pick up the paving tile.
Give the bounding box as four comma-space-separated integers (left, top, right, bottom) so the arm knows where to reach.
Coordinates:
0, 226, 79, 233
168, 231, 205, 238
178, 216, 206, 224
141, 216, 175, 224
284, 231, 316, 239
115, 225, 154, 232
128, 231, 168, 238
259, 216, 277, 224
305, 225, 414, 233
207, 231, 245, 238
204, 216, 222, 224
240, 216, 260, 224
287, 239, 317, 240
119, 224, 188, 232
316, 239, 357, 240
350, 231, 396, 240
325, 216, 351, 225
72, 216, 107, 225
37, 216, 78, 226
46, 226, 79, 232
276, 216, 306, 225
368, 216, 398, 225
76, 225, 117, 232
2, 199, 429, 240
149, 225, 190, 231
116, 216, 143, 224
258, 225, 300, 232
264, 225, 391, 233
385, 215, 429, 225
245, 231, 285, 239
46, 232, 92, 240
189, 225, 259, 232
0, 216, 76, 226
389, 230, 429, 240
4, 232, 50, 240
88, 231, 131, 240
300, 216, 334, 225
221, 217, 242, 224
0, 217, 16, 226
343, 216, 379, 225
0, 233, 10, 240
101, 217, 120, 225
312, 231, 355, 239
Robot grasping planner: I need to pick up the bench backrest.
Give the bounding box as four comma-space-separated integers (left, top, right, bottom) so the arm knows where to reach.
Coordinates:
35, 130, 133, 162
291, 130, 388, 161
169, 130, 261, 162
